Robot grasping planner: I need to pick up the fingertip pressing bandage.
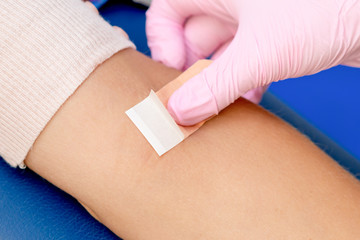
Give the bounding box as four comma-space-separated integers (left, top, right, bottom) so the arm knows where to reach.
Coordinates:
126, 60, 212, 156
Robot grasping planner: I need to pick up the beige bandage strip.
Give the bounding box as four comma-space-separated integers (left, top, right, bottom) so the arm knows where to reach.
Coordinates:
126, 60, 212, 156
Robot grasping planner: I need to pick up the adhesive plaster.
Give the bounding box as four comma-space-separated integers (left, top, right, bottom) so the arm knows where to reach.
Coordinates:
126, 60, 212, 156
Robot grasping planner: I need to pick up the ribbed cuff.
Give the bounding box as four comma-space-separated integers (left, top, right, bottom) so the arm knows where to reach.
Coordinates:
0, 0, 135, 167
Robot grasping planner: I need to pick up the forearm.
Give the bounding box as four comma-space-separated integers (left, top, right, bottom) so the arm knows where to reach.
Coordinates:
0, 0, 133, 167
25, 49, 360, 239
24, 48, 178, 207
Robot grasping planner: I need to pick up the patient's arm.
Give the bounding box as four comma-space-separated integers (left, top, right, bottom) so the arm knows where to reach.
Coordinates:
25, 48, 360, 239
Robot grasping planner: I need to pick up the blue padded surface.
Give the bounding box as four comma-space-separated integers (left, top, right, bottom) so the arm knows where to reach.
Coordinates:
260, 93, 360, 179
1, 1, 359, 239
269, 66, 360, 160
0, 158, 120, 240
101, 1, 149, 55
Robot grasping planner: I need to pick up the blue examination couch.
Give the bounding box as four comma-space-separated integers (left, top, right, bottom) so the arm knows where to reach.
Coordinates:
1, 1, 359, 239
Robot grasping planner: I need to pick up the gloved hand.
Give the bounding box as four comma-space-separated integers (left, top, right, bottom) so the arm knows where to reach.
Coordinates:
146, 0, 360, 126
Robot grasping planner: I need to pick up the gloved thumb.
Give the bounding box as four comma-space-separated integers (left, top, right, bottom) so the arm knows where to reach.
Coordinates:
167, 40, 256, 126
167, 61, 219, 126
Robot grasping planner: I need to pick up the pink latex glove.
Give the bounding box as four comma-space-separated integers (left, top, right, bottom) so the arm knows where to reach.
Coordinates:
146, 0, 360, 126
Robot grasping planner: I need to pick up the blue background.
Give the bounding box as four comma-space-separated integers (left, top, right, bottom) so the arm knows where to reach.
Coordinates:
269, 66, 360, 160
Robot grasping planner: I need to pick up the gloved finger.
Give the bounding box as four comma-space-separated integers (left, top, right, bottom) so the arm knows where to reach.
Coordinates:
210, 40, 232, 61
210, 41, 268, 104
146, 0, 205, 70
242, 86, 269, 104
167, 31, 261, 126
342, 55, 360, 68
183, 15, 234, 69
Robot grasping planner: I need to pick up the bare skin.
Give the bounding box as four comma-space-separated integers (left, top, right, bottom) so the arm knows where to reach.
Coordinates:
25, 48, 360, 239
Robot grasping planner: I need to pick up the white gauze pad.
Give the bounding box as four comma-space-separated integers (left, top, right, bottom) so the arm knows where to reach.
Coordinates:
126, 90, 185, 156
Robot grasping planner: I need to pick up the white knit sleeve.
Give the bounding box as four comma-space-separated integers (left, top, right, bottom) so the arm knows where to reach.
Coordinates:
0, 0, 135, 167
